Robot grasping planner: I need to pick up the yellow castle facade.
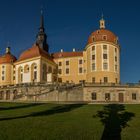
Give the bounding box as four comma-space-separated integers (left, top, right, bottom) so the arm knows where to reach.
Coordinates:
0, 14, 120, 86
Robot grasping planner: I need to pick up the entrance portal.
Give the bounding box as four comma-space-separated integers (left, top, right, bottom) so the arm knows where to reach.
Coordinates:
119, 93, 124, 102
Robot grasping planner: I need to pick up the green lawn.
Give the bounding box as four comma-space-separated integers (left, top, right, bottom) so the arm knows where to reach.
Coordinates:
0, 102, 140, 140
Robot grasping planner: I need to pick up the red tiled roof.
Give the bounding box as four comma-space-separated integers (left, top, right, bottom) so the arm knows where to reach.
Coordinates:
18, 44, 54, 63
87, 29, 118, 45
52, 51, 83, 59
0, 53, 17, 64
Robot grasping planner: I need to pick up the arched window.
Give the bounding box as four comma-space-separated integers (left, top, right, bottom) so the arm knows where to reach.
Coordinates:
6, 90, 10, 100
13, 90, 18, 99
18, 66, 23, 83
93, 36, 95, 42
0, 91, 4, 100
31, 63, 37, 82
24, 65, 29, 73
42, 64, 47, 81
48, 66, 52, 73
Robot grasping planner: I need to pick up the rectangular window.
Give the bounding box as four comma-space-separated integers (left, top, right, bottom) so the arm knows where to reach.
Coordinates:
115, 56, 117, 62
66, 68, 69, 74
2, 66, 5, 69
34, 71, 37, 80
132, 93, 137, 100
115, 78, 118, 84
48, 66, 52, 73
103, 54, 108, 59
66, 61, 69, 66
2, 76, 4, 81
58, 69, 62, 74
6, 92, 10, 100
91, 93, 97, 100
21, 74, 23, 82
0, 93, 3, 100
105, 93, 110, 101
53, 69, 57, 74
92, 55, 95, 60
2, 71, 4, 75
92, 46, 95, 51
103, 45, 107, 50
58, 62, 62, 66
79, 59, 83, 64
115, 65, 118, 71
104, 77, 108, 83
103, 63, 108, 70
79, 67, 83, 73
92, 63, 96, 71
92, 77, 95, 83
115, 48, 117, 53
13, 76, 15, 80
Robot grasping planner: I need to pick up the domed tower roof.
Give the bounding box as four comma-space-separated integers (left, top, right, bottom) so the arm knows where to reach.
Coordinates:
0, 47, 17, 64
87, 29, 118, 45
87, 15, 119, 46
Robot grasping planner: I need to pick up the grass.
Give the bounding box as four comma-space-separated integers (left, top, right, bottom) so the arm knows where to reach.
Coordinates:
0, 102, 140, 140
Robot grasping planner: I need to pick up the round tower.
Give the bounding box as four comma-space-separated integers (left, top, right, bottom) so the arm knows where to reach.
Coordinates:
85, 16, 120, 84
0, 47, 17, 85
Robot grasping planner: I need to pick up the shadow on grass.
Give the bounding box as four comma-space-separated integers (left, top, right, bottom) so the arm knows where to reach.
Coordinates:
94, 104, 135, 140
0, 103, 43, 111
0, 104, 85, 121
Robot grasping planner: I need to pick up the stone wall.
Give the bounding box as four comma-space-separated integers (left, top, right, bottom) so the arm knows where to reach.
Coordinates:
1, 83, 140, 103
83, 84, 140, 103
0, 83, 84, 102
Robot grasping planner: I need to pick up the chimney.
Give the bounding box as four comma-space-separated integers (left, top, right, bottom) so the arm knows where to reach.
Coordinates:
73, 48, 76, 52
6, 47, 10, 54
60, 49, 63, 52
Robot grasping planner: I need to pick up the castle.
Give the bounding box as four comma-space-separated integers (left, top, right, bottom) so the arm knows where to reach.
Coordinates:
0, 13, 140, 103
0, 13, 120, 85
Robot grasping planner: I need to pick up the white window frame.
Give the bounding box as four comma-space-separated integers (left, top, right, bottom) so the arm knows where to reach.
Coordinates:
102, 44, 109, 71
91, 45, 96, 72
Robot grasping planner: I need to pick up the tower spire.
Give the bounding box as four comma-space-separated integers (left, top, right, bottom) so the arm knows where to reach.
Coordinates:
101, 13, 104, 20
6, 42, 11, 54
40, 9, 44, 31
36, 10, 49, 52
100, 13, 105, 29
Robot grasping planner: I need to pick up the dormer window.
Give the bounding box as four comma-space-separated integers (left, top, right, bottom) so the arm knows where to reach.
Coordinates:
93, 36, 95, 42
103, 35, 107, 40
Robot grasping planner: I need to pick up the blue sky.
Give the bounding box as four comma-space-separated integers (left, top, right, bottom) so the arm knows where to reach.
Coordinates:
0, 0, 140, 83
